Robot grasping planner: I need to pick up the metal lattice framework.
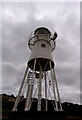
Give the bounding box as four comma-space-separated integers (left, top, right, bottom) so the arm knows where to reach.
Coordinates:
12, 59, 63, 111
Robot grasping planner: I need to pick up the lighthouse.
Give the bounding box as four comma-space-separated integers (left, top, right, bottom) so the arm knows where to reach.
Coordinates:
12, 27, 62, 111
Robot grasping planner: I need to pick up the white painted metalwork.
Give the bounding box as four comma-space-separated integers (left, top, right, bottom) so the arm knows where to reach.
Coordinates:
12, 65, 28, 111
25, 59, 36, 111
37, 62, 42, 111
49, 61, 58, 111
12, 27, 62, 112
44, 72, 48, 111
53, 69, 63, 111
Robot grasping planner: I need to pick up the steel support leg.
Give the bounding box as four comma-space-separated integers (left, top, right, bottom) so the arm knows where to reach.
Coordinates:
37, 65, 42, 111
53, 69, 63, 111
49, 61, 58, 111
44, 72, 48, 111
12, 65, 28, 111
25, 59, 36, 111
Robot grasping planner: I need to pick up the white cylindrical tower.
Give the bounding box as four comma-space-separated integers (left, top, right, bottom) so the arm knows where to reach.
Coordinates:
12, 27, 62, 112
28, 27, 55, 71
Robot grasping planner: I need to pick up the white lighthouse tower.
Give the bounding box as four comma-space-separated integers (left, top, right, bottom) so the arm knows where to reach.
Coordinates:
12, 27, 62, 111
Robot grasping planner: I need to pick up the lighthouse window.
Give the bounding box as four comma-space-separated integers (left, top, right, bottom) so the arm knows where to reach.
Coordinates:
41, 43, 46, 48
38, 29, 48, 35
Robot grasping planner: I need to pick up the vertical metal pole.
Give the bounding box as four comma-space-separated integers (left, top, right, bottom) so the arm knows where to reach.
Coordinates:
12, 65, 28, 111
49, 61, 58, 111
53, 69, 63, 111
25, 83, 31, 111
44, 72, 48, 111
37, 65, 42, 111
25, 59, 36, 111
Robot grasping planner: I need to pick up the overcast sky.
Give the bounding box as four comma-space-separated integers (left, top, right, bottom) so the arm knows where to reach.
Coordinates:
2, 2, 80, 104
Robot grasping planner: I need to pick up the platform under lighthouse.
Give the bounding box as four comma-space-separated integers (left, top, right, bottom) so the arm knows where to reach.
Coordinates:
12, 27, 63, 112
